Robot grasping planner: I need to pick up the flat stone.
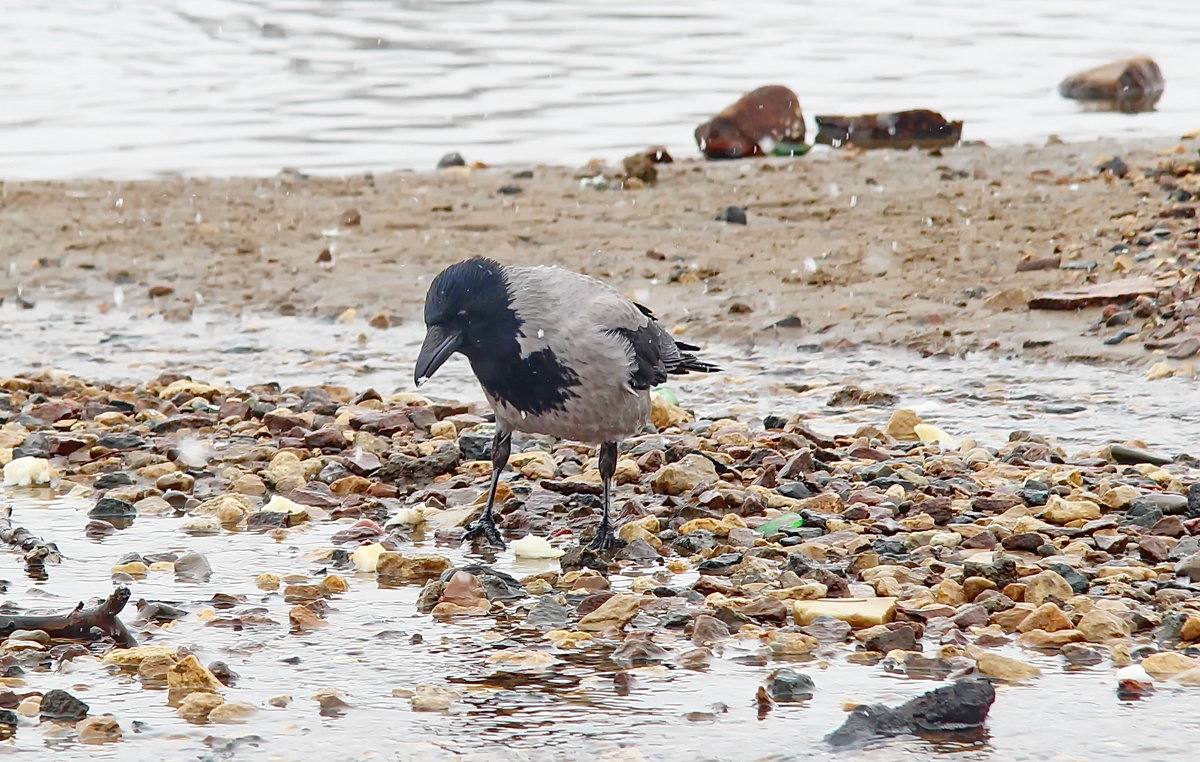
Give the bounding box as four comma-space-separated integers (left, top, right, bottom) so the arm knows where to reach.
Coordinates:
976, 652, 1041, 681
793, 598, 896, 629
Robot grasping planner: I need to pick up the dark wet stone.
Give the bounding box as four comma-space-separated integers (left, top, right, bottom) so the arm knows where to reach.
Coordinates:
777, 481, 814, 500
1047, 563, 1090, 594
615, 538, 660, 562
762, 414, 788, 430
1124, 506, 1164, 529
208, 661, 239, 686
377, 447, 460, 483
738, 596, 789, 625
457, 430, 493, 461
85, 519, 116, 537
527, 595, 570, 630
802, 615, 852, 642
1169, 536, 1200, 561
88, 497, 136, 519
695, 553, 743, 576
765, 668, 815, 701
137, 601, 187, 622
40, 689, 89, 722
174, 551, 213, 582
611, 632, 670, 666
304, 428, 347, 451
1109, 444, 1172, 466
288, 483, 340, 509
952, 604, 990, 629
1156, 611, 1188, 646
962, 557, 1017, 588
1001, 532, 1045, 553
97, 433, 147, 449
715, 206, 747, 225
94, 472, 134, 489
1175, 553, 1200, 582
246, 511, 297, 530
343, 448, 382, 475
443, 565, 525, 602
497, 185, 523, 195
152, 413, 216, 433
872, 539, 908, 556
1062, 643, 1104, 667
825, 678, 996, 747
672, 530, 716, 555
1019, 480, 1051, 507
691, 614, 731, 646
559, 546, 608, 573
317, 461, 354, 484
437, 152, 466, 169
865, 625, 919, 653
1134, 493, 1190, 515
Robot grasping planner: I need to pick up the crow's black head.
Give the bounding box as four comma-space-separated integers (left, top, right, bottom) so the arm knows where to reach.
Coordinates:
415, 258, 516, 385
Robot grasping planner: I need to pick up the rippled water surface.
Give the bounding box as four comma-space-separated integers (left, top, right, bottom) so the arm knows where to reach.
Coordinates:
3, 304, 1200, 760
4, 0, 1200, 179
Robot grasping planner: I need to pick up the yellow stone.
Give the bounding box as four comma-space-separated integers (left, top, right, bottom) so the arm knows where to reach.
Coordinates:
976, 652, 1041, 681
1141, 651, 1199, 676
792, 598, 897, 628
102, 645, 178, 667
578, 594, 642, 631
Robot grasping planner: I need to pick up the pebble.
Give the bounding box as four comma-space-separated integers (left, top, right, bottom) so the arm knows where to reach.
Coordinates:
411, 684, 461, 711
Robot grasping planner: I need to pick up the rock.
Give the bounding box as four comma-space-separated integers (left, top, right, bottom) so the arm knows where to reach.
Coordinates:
801, 615, 852, 642
715, 206, 747, 225
314, 688, 351, 714
377, 552, 453, 583
1058, 57, 1164, 112
1109, 444, 1173, 466
438, 571, 487, 608
174, 551, 212, 582
765, 668, 815, 701
578, 594, 641, 631
1181, 615, 1200, 642
1175, 552, 1200, 582
691, 614, 732, 646
793, 598, 897, 628
208, 701, 258, 724
765, 630, 820, 655
177, 692, 225, 723
437, 152, 466, 169
864, 625, 919, 653
1062, 643, 1104, 666
88, 497, 136, 519
694, 85, 804, 159
1047, 563, 1090, 595
1017, 603, 1073, 633
976, 652, 1041, 681
610, 633, 670, 666
411, 684, 461, 711
1040, 496, 1101, 524
527, 595, 570, 631
76, 716, 122, 744
290, 605, 327, 630
102, 645, 178, 668
650, 454, 718, 495
814, 109, 962, 150
1077, 609, 1131, 643
826, 678, 996, 747
885, 409, 923, 442
1141, 651, 1198, 676
1029, 277, 1157, 310
40, 689, 89, 722
1024, 570, 1074, 607
167, 654, 225, 699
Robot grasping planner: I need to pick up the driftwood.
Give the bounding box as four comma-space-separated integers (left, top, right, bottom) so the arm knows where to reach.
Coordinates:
0, 587, 137, 647
0, 513, 62, 577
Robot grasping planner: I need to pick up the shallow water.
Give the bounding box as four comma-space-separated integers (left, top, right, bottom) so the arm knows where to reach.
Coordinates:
3, 303, 1200, 760
4, 0, 1200, 179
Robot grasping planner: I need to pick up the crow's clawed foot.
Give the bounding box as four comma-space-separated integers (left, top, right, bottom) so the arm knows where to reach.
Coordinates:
587, 521, 619, 553
463, 517, 506, 549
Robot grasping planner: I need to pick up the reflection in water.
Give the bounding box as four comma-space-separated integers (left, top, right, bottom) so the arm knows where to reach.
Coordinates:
3, 0, 1200, 178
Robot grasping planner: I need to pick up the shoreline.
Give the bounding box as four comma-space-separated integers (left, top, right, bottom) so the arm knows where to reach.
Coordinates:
4, 133, 1199, 375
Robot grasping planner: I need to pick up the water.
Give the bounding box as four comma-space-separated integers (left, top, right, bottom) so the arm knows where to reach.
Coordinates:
4, 0, 1200, 179
2, 302, 1200, 759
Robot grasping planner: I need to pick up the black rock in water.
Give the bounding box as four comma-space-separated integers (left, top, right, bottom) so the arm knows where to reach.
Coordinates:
715, 206, 748, 225
88, 497, 136, 519
765, 668, 815, 701
40, 689, 89, 723
826, 678, 996, 747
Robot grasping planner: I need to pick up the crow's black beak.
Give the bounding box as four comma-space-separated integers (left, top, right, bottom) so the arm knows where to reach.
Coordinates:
414, 324, 462, 387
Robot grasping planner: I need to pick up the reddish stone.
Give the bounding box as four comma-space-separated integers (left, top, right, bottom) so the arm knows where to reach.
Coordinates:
694, 85, 805, 159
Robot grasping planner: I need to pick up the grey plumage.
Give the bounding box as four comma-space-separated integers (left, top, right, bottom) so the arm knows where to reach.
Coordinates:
414, 257, 718, 550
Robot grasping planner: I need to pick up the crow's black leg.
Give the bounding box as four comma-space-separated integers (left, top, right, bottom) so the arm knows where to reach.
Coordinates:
463, 427, 511, 548
588, 441, 619, 551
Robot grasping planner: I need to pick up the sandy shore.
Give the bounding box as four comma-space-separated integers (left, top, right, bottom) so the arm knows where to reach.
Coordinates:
3, 135, 1198, 369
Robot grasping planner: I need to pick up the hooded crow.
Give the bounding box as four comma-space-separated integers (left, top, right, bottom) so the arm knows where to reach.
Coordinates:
414, 257, 718, 551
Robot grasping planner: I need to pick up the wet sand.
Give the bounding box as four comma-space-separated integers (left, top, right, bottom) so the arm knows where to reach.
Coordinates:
5, 134, 1198, 371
